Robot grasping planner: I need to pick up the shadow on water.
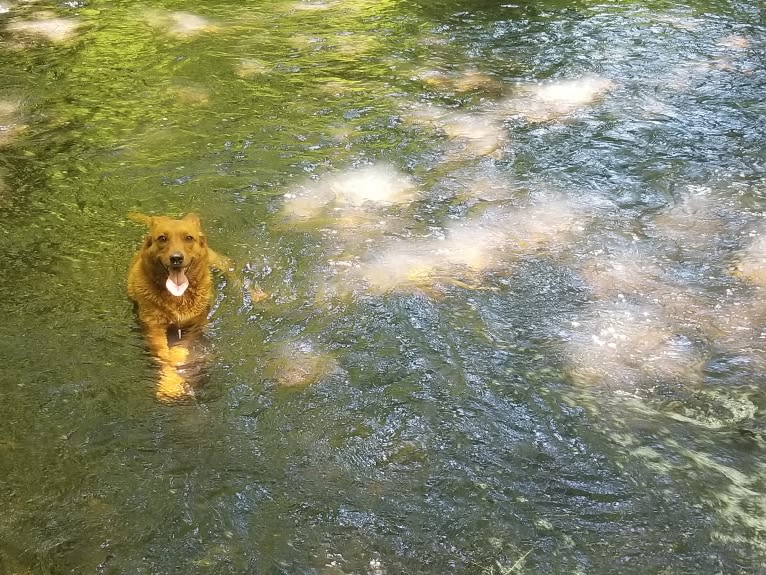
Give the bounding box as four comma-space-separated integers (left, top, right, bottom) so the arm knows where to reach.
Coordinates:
1, 0, 766, 573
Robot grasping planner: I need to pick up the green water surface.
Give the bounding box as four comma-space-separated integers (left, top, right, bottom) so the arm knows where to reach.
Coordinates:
1, 0, 765, 573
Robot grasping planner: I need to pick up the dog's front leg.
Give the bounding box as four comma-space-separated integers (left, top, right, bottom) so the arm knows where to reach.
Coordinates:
143, 323, 188, 366
142, 323, 190, 400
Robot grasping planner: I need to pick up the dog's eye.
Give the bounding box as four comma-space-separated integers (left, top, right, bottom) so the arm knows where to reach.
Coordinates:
157, 234, 168, 242
185, 235, 194, 242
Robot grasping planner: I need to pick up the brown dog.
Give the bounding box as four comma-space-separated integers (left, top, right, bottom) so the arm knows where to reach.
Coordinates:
128, 213, 230, 400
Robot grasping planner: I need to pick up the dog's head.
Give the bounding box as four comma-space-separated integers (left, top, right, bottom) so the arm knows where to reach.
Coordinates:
132, 213, 208, 297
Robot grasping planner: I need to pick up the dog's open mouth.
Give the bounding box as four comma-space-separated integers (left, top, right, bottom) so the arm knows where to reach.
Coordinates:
166, 266, 190, 297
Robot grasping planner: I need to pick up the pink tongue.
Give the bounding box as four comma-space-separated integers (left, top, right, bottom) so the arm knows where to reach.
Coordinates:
166, 269, 189, 297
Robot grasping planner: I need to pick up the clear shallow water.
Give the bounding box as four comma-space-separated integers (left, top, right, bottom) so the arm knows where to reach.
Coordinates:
1, 0, 765, 573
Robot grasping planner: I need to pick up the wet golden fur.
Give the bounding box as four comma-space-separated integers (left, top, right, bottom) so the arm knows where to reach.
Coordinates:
128, 213, 229, 399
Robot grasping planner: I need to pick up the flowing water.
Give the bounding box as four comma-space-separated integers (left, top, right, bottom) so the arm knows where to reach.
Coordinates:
1, 0, 765, 573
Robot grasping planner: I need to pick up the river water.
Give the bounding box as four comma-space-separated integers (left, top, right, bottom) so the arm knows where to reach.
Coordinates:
1, 0, 765, 573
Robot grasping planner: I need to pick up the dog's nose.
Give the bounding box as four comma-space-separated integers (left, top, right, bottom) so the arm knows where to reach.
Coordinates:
169, 253, 184, 267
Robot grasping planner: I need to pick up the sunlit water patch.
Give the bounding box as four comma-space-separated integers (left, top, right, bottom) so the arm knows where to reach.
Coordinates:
499, 76, 616, 123
234, 57, 271, 79
143, 9, 219, 38
564, 297, 705, 388
430, 161, 519, 203
6, 12, 79, 43
404, 102, 508, 160
282, 163, 417, 220
411, 67, 504, 96
323, 198, 587, 296
736, 229, 766, 288
0, 98, 25, 146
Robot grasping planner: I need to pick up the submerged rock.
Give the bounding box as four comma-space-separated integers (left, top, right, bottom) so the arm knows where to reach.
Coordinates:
266, 343, 337, 387
734, 232, 766, 287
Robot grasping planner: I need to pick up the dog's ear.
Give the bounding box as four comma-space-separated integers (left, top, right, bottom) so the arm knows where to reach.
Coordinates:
130, 212, 156, 247
143, 226, 157, 248
182, 213, 205, 245
182, 213, 201, 227
128, 212, 153, 227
